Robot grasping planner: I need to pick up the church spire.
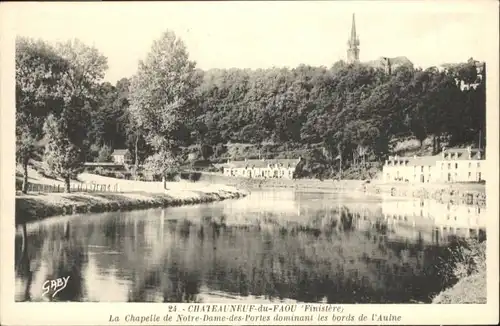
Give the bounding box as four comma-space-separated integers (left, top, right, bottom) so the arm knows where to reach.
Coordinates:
347, 13, 360, 63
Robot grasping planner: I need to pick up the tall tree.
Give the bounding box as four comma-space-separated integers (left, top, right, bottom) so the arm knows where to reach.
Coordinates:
129, 30, 200, 188
15, 37, 68, 193
41, 39, 108, 191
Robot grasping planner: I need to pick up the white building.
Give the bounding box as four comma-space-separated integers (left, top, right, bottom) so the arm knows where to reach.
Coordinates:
383, 146, 484, 183
111, 149, 131, 164
434, 147, 484, 183
222, 158, 302, 179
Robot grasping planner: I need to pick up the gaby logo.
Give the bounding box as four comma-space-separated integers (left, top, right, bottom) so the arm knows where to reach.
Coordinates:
42, 276, 70, 298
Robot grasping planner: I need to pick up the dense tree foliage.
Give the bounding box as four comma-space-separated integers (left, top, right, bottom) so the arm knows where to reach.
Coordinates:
128, 30, 201, 186
15, 38, 69, 192
196, 60, 485, 157
16, 37, 108, 191
16, 31, 485, 183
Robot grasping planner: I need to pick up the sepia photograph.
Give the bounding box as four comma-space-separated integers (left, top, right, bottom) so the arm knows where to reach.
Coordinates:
1, 1, 499, 325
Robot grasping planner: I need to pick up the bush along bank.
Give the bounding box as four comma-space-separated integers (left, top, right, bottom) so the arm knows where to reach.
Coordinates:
15, 189, 247, 225
433, 238, 486, 304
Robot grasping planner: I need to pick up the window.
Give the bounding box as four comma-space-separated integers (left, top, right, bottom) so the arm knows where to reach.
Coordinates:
420, 166, 424, 172
447, 163, 451, 169
468, 162, 471, 168
477, 162, 480, 168
468, 172, 471, 178
455, 163, 458, 169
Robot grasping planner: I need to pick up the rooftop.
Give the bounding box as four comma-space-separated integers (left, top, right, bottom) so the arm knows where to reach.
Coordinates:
387, 154, 442, 167
444, 147, 483, 153
112, 149, 129, 155
224, 158, 301, 169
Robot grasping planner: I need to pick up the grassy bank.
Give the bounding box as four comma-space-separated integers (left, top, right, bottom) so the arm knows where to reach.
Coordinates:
16, 185, 247, 225
433, 239, 486, 304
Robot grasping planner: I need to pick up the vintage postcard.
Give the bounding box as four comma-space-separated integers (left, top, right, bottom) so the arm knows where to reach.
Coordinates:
0, 1, 498, 325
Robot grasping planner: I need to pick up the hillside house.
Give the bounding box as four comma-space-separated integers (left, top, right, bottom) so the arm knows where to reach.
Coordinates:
222, 158, 302, 179
383, 146, 485, 183
111, 149, 131, 164
435, 147, 484, 183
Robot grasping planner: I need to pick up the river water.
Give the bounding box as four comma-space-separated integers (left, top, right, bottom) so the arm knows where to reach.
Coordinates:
15, 190, 486, 303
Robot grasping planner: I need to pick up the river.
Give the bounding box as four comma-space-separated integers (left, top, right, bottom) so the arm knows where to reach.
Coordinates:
14, 190, 486, 303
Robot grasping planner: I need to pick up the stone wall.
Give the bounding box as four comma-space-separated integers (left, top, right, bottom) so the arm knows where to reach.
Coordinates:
365, 182, 486, 207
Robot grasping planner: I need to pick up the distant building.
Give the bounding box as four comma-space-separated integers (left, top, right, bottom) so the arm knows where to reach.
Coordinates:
383, 146, 485, 183
345, 15, 414, 73
111, 149, 131, 164
222, 158, 303, 179
365, 56, 414, 74
440, 61, 485, 90
347, 13, 360, 64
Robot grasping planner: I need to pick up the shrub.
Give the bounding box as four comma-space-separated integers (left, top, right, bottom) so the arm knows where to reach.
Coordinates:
180, 172, 202, 182
437, 238, 486, 285
97, 145, 113, 163
165, 172, 180, 181
94, 167, 104, 175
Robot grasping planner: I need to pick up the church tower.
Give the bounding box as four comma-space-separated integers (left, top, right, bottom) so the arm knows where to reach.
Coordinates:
347, 14, 360, 63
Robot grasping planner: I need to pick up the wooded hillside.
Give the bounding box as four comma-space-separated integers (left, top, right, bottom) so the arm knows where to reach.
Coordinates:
16, 31, 486, 186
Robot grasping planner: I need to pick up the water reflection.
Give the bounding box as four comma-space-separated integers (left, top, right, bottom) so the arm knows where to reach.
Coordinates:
15, 190, 486, 303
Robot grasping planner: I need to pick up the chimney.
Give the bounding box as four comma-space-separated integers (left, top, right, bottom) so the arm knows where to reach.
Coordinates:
467, 146, 472, 159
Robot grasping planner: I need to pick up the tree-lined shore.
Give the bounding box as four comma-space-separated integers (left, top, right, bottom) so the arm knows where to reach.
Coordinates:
16, 30, 485, 192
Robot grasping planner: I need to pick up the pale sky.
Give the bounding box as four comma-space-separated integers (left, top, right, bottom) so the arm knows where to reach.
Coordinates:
3, 1, 497, 84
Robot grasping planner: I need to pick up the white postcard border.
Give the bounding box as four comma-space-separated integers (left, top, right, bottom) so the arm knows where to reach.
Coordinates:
1, 1, 498, 325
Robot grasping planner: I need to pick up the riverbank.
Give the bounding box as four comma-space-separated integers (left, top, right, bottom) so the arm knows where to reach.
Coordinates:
365, 181, 486, 206
197, 172, 366, 191
196, 172, 486, 206
15, 182, 247, 225
433, 240, 486, 304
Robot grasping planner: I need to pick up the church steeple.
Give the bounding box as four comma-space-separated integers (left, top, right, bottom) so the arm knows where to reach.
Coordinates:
347, 13, 360, 63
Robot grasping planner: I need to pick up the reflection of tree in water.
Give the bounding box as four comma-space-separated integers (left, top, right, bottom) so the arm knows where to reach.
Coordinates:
15, 223, 45, 301
158, 209, 455, 304
128, 256, 201, 303
40, 222, 88, 301
17, 198, 476, 303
